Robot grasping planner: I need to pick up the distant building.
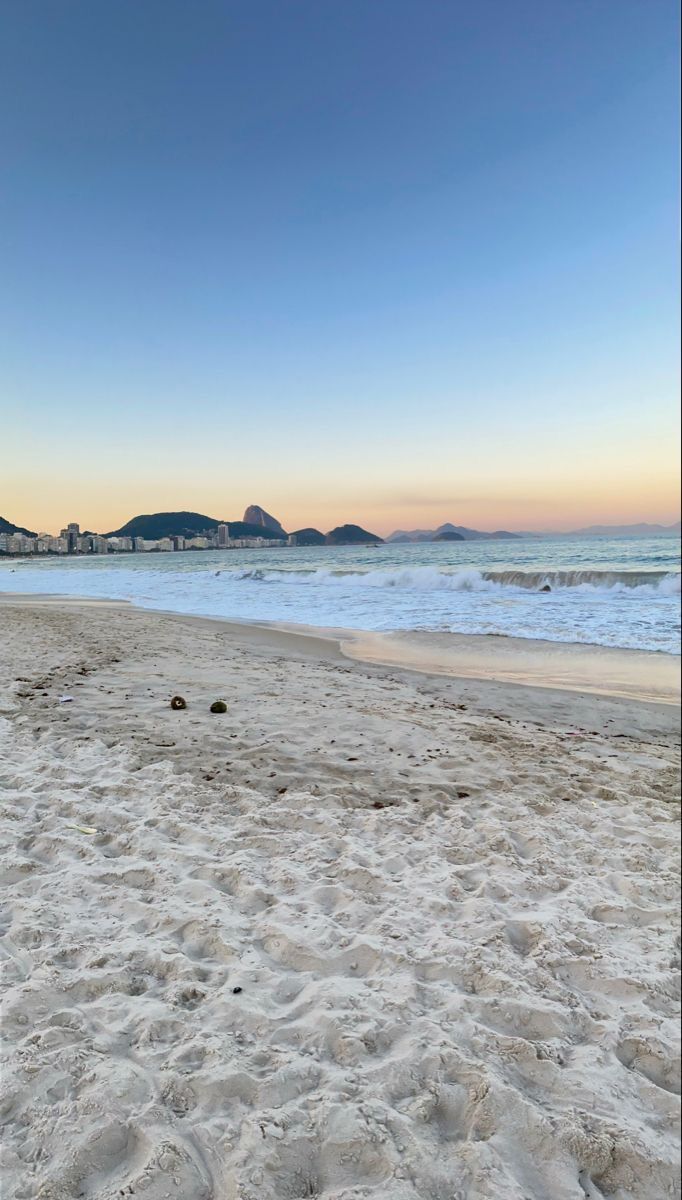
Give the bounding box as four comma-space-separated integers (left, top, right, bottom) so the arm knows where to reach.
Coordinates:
217, 524, 229, 548
8, 533, 35, 553
111, 536, 134, 552
226, 536, 283, 549
61, 522, 80, 552
172, 536, 185, 551
158, 538, 174, 552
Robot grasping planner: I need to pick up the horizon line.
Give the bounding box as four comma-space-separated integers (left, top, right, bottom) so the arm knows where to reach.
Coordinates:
3, 508, 681, 540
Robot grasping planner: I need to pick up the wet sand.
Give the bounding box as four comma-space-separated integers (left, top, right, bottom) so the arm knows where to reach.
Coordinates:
3, 591, 681, 706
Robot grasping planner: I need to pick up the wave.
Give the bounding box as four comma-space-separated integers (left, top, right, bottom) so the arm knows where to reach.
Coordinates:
226, 566, 681, 595
485, 569, 680, 592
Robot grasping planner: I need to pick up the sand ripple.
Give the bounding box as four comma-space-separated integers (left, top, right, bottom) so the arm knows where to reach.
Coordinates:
0, 604, 680, 1199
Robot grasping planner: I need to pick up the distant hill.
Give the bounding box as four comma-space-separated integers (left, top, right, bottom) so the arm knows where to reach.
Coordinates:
567, 521, 681, 537
107, 511, 220, 539
107, 511, 287, 540
388, 528, 434, 544
516, 521, 682, 537
0, 516, 37, 537
291, 528, 326, 546
107, 512, 382, 545
9, 508, 679, 546
103, 510, 381, 544
243, 505, 287, 536
388, 523, 519, 542
326, 524, 383, 545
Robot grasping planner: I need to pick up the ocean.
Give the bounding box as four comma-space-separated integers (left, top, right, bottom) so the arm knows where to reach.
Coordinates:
2, 535, 680, 655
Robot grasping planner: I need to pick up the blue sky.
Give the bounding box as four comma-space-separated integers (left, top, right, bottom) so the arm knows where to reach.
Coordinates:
1, 0, 679, 533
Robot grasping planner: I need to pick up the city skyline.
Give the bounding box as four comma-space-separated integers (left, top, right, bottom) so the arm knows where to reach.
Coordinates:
2, 1, 679, 535
2, 504, 680, 544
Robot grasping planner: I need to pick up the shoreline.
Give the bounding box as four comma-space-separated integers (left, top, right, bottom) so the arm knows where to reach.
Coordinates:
1, 590, 680, 706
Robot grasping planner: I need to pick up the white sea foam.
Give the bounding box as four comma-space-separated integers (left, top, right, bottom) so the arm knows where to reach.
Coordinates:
1, 538, 680, 653
232, 565, 681, 594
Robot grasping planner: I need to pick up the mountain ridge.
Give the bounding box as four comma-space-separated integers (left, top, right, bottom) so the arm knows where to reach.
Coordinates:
106, 512, 288, 541
106, 511, 219, 539
105, 510, 382, 545
0, 516, 38, 538
6, 510, 680, 544
388, 523, 519, 542
565, 521, 681, 537
388, 520, 681, 542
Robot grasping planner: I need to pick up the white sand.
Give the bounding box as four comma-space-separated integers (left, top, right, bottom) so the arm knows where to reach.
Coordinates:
1, 600, 680, 1200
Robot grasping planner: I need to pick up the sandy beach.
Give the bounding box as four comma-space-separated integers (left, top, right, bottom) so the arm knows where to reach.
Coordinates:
1, 598, 680, 1200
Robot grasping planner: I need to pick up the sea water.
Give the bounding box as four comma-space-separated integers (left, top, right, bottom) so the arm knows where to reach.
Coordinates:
1, 535, 680, 655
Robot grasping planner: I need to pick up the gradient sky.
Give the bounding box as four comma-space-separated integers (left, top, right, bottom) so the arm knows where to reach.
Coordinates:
1, 0, 679, 535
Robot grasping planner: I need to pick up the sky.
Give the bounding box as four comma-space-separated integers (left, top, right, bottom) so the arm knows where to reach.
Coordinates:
1, 0, 679, 536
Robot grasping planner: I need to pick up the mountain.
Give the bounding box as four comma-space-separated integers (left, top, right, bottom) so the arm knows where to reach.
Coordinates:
437, 523, 519, 540
515, 521, 682, 537
106, 511, 288, 540
387, 523, 519, 542
388, 528, 435, 543
107, 511, 220, 539
326, 524, 383, 545
434, 530, 465, 541
243, 505, 287, 536
108, 512, 380, 545
0, 516, 38, 537
290, 528, 326, 546
567, 521, 681, 537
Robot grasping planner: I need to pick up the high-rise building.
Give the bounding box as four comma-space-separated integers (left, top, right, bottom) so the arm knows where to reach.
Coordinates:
60, 522, 80, 552
217, 523, 229, 548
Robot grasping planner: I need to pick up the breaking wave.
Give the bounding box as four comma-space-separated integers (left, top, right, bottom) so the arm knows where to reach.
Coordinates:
230, 566, 681, 595
2, 541, 679, 654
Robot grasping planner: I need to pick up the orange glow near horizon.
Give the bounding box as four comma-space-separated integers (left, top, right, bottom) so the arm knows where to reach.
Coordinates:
4, 402, 680, 537
4, 472, 680, 538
